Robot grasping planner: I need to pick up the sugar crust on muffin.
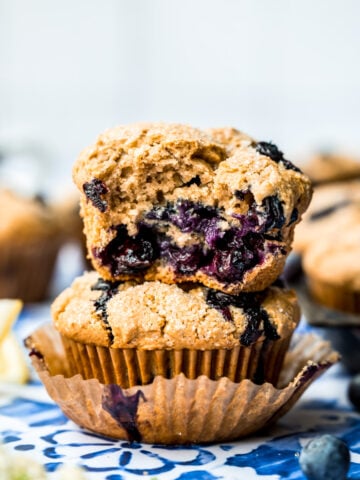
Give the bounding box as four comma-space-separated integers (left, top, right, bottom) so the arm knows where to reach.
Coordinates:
52, 271, 300, 350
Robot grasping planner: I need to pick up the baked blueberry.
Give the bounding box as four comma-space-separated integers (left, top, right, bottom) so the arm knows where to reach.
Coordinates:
83, 178, 108, 212
74, 123, 312, 293
256, 141, 302, 173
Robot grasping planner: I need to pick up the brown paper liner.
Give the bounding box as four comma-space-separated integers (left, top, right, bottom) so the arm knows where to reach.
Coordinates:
60, 334, 291, 388
25, 324, 339, 444
0, 239, 60, 302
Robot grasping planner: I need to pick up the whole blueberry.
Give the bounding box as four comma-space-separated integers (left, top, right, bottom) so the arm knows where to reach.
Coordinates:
299, 435, 350, 480
348, 373, 360, 411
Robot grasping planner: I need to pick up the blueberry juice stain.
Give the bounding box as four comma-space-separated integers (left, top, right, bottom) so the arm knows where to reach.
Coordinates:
91, 278, 121, 344
206, 288, 280, 384
102, 384, 146, 442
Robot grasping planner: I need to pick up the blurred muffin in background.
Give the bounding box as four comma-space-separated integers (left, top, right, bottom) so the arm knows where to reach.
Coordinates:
303, 224, 360, 314
289, 165, 360, 373
302, 151, 360, 185
52, 191, 90, 270
0, 189, 63, 302
293, 179, 360, 255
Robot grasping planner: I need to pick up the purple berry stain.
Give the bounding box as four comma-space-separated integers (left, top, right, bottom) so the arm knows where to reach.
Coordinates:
102, 384, 146, 442
91, 278, 121, 344
206, 288, 280, 383
255, 141, 302, 173
83, 178, 109, 212
205, 288, 279, 347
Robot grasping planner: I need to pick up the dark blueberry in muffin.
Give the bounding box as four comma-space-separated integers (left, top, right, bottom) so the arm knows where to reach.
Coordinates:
205, 288, 279, 347
256, 141, 302, 173
204, 227, 265, 282
95, 194, 289, 285
93, 225, 158, 276
160, 240, 202, 274
205, 289, 234, 322
260, 195, 286, 232
83, 178, 109, 212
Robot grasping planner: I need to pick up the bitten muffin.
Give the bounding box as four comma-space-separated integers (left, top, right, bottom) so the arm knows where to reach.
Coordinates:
302, 151, 360, 185
73, 123, 312, 294
293, 180, 360, 254
0, 189, 62, 302
52, 271, 300, 387
303, 224, 360, 314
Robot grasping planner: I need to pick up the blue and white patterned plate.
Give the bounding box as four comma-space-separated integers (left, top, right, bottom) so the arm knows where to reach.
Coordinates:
1, 306, 360, 480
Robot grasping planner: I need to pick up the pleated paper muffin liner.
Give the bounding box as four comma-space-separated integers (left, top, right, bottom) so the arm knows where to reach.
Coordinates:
0, 239, 60, 302
60, 333, 292, 388
25, 324, 338, 445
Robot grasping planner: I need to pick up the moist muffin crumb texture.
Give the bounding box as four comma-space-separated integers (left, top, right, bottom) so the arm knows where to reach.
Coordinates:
73, 123, 312, 293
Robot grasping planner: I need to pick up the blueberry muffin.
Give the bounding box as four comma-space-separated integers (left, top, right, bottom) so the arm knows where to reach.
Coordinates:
0, 189, 62, 302
293, 180, 360, 254
303, 224, 360, 314
303, 151, 360, 185
73, 123, 312, 294
51, 271, 300, 387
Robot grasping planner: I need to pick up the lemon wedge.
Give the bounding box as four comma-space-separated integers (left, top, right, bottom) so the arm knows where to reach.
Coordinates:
0, 332, 29, 383
0, 299, 29, 384
0, 299, 23, 344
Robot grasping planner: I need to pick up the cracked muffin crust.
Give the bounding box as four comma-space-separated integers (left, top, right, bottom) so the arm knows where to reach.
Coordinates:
51, 271, 300, 386
73, 123, 312, 294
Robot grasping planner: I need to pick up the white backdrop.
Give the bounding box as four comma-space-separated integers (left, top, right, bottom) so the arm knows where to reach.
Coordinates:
1, 0, 360, 190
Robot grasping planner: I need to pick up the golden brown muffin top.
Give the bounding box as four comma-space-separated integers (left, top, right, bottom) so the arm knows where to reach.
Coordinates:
52, 271, 300, 350
73, 123, 311, 236
72, 123, 312, 293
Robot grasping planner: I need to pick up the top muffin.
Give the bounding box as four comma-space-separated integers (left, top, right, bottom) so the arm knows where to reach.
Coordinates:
73, 123, 312, 294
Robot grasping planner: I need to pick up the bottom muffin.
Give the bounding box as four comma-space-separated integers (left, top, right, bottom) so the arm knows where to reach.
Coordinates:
51, 272, 300, 387
26, 324, 338, 444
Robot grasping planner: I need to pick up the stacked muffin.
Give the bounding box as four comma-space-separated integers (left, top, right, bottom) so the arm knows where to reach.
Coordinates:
27, 123, 339, 444
56, 124, 310, 384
